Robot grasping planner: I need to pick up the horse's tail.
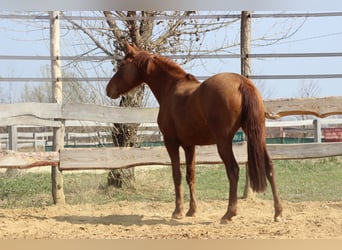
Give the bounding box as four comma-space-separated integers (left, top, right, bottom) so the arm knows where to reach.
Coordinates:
239, 77, 268, 192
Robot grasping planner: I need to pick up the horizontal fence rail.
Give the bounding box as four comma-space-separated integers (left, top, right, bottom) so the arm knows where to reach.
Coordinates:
1, 97, 342, 124
264, 96, 342, 118
1, 12, 342, 21
2, 52, 342, 61
1, 142, 342, 170
58, 142, 342, 170
3, 74, 342, 82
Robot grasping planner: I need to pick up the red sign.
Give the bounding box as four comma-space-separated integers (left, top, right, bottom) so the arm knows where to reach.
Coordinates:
324, 128, 342, 142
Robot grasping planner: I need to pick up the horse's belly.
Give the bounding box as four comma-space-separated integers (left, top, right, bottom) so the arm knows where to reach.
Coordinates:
177, 127, 216, 146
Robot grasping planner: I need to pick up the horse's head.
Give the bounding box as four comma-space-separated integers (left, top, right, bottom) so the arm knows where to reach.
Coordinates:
106, 42, 148, 99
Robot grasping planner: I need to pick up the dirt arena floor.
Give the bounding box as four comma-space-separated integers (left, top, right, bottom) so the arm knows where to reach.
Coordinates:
0, 198, 341, 239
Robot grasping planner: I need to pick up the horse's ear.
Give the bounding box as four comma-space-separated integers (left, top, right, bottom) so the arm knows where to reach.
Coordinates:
125, 41, 136, 55
132, 43, 140, 50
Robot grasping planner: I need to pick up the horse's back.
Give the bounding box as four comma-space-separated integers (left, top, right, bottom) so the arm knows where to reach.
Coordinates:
198, 72, 245, 108
198, 72, 261, 112
201, 72, 249, 90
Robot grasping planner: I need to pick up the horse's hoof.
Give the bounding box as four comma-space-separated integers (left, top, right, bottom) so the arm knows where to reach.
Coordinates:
274, 215, 283, 222
172, 212, 184, 220
220, 217, 232, 224
274, 210, 283, 222
186, 210, 196, 217
220, 214, 234, 224
220, 210, 236, 224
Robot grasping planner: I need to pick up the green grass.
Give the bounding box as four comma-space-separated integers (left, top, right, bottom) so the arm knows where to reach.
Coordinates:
0, 157, 341, 208
264, 157, 342, 202
0, 172, 53, 207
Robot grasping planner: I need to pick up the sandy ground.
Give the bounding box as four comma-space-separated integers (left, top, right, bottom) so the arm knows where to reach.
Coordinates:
0, 198, 341, 239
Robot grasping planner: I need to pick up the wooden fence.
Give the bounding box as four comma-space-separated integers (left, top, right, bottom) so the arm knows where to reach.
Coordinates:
1, 97, 342, 169
1, 97, 342, 204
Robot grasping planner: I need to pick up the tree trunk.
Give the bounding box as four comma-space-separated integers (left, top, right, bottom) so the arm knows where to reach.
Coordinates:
107, 85, 145, 188
104, 11, 151, 188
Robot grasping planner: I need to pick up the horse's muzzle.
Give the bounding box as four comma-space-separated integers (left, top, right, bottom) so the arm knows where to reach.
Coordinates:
106, 85, 120, 99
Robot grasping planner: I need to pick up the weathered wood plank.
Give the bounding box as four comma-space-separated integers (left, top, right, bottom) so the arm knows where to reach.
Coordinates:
60, 146, 172, 170
267, 142, 342, 160
62, 103, 158, 123
59, 142, 342, 170
0, 102, 61, 119
62, 97, 341, 124
0, 116, 62, 127
1, 142, 341, 170
0, 151, 59, 169
264, 96, 342, 119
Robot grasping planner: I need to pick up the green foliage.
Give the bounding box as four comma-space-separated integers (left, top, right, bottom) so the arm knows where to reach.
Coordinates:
0, 157, 341, 208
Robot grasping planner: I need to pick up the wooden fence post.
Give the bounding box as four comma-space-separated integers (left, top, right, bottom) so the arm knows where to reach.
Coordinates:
240, 11, 255, 199
240, 11, 252, 78
6, 125, 19, 176
7, 125, 17, 151
313, 119, 322, 143
50, 11, 65, 205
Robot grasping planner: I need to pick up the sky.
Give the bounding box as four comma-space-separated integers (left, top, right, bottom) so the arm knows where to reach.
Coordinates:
0, 11, 342, 103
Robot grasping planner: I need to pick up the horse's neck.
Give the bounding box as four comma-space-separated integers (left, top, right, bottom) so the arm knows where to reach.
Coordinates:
146, 73, 177, 104
143, 57, 195, 104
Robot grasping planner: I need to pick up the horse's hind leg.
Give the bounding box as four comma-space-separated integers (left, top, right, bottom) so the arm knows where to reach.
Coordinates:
264, 146, 283, 221
183, 145, 197, 217
217, 141, 240, 223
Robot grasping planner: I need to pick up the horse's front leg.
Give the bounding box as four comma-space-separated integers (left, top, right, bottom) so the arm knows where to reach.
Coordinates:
183, 145, 197, 217
165, 140, 184, 219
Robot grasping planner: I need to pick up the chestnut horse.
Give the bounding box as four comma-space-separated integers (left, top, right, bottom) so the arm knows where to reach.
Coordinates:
106, 42, 283, 223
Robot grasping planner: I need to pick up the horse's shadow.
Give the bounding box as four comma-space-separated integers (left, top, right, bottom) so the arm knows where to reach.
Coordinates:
53, 214, 211, 227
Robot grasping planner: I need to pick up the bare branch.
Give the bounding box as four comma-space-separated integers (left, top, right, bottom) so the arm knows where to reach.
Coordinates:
125, 11, 140, 45
103, 11, 126, 52
63, 14, 114, 57
154, 11, 194, 46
